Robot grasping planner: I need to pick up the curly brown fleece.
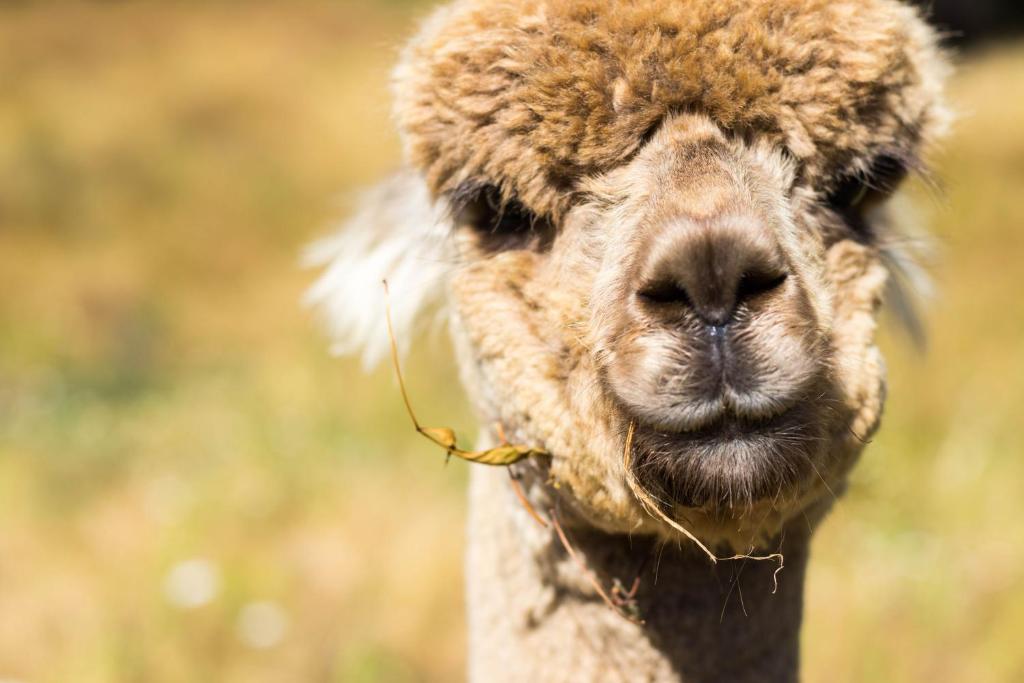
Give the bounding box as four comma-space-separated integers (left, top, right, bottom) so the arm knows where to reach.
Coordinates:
395, 0, 948, 220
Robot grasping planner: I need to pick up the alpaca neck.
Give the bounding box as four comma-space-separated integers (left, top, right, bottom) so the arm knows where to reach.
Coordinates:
465, 466, 811, 683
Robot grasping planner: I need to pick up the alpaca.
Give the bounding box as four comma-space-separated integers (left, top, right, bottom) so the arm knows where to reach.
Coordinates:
308, 1, 950, 680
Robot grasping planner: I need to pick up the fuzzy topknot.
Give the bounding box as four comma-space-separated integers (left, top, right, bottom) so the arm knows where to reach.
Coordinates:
394, 0, 949, 219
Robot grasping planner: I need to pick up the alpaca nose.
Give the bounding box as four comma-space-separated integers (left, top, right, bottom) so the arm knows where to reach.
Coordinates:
636, 217, 788, 326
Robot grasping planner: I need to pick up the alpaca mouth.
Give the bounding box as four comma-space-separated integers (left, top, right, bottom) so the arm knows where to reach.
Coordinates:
636, 392, 799, 436
679, 403, 805, 438
626, 402, 823, 510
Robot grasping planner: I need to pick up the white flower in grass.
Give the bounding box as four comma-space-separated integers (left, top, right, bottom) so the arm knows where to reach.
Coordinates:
164, 558, 221, 609
237, 600, 290, 649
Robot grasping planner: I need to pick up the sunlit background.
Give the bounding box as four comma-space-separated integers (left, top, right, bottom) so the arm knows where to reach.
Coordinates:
0, 2, 1022, 681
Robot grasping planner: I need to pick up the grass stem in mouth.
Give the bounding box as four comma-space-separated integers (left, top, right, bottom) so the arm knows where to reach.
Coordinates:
623, 421, 785, 588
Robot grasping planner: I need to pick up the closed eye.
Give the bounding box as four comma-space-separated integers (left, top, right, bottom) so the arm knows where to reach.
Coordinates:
450, 182, 552, 251
827, 154, 908, 213
825, 154, 909, 240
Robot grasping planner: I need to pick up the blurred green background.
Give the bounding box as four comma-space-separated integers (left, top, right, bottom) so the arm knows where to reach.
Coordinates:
0, 2, 1022, 682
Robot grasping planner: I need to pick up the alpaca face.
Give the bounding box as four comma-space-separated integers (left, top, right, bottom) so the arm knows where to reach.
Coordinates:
583, 116, 837, 511
444, 112, 893, 536
373, 0, 948, 541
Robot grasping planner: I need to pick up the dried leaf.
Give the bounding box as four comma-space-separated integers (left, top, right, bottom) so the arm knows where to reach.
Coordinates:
460, 444, 531, 466
420, 427, 458, 449
383, 279, 547, 467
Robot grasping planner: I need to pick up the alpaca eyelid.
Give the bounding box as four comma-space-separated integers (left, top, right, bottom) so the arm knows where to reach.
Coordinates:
448, 180, 490, 219
826, 155, 909, 215
473, 188, 534, 233
447, 182, 555, 254
849, 183, 870, 208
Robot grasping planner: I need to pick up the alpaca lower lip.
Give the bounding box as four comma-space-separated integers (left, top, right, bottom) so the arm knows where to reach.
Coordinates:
627, 403, 823, 508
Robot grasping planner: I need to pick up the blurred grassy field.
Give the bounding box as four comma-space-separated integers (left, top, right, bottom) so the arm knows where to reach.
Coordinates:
0, 2, 1022, 682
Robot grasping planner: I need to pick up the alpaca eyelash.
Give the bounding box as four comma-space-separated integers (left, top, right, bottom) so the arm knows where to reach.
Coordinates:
450, 183, 535, 234
449, 182, 554, 251
826, 154, 909, 213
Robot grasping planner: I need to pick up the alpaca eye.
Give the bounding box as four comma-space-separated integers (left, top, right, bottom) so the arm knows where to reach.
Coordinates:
827, 155, 908, 213
827, 176, 871, 211
451, 183, 550, 251
458, 184, 533, 233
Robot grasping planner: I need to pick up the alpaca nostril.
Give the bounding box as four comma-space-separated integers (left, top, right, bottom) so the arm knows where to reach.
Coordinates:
636, 214, 789, 327
638, 269, 787, 326
736, 270, 788, 303
637, 280, 692, 307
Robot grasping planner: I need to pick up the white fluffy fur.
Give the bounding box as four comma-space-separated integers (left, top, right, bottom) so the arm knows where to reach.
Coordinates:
304, 170, 453, 368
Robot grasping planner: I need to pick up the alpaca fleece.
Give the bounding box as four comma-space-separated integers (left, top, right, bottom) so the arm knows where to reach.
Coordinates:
395, 0, 948, 220
375, 0, 950, 545
312, 1, 951, 680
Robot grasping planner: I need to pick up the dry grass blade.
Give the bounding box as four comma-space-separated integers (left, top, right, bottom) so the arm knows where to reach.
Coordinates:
507, 469, 549, 528
622, 421, 718, 562
622, 421, 784, 586
383, 280, 547, 466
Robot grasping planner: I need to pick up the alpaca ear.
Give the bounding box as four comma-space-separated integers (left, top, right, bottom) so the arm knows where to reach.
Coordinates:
304, 169, 453, 369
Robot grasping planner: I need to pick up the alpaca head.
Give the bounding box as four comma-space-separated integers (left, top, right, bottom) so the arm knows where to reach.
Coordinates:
313, 0, 949, 546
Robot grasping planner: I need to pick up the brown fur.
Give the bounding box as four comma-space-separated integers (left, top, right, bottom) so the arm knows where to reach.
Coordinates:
318, 0, 950, 680
395, 0, 947, 219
